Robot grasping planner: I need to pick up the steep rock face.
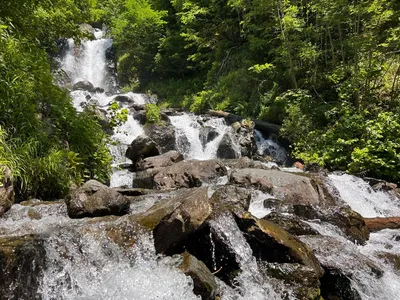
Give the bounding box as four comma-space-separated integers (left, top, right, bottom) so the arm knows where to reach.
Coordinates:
216, 120, 257, 159
0, 235, 46, 300
0, 167, 14, 217
66, 180, 130, 218
153, 159, 227, 190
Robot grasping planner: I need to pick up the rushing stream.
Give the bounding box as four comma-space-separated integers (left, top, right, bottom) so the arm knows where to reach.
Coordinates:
1, 27, 400, 300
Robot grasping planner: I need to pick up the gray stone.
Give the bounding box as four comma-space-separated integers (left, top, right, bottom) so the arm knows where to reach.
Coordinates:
66, 180, 130, 218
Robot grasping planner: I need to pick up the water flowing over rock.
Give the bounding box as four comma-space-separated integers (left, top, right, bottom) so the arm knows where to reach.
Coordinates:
173, 252, 218, 300
0, 235, 45, 300
3, 27, 400, 300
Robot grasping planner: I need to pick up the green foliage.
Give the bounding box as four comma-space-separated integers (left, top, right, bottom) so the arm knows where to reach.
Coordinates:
99, 0, 400, 182
0, 0, 112, 200
108, 102, 129, 127
145, 103, 161, 124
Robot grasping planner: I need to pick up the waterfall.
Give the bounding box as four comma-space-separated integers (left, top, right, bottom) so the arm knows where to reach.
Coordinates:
169, 113, 233, 160
328, 173, 400, 217
254, 129, 287, 163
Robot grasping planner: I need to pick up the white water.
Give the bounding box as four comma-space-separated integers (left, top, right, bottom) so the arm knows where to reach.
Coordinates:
254, 130, 287, 163
60, 31, 114, 90
210, 214, 285, 299
329, 173, 400, 217
169, 113, 234, 160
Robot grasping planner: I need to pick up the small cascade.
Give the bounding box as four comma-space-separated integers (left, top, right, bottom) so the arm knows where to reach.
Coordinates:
40, 232, 200, 300
328, 173, 400, 217
58, 28, 153, 188
169, 113, 234, 160
254, 129, 287, 163
59, 29, 115, 92
210, 214, 283, 299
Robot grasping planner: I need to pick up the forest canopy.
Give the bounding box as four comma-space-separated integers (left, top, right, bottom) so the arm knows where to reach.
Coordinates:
96, 0, 400, 182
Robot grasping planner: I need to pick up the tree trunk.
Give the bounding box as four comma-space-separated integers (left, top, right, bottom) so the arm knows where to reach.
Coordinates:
364, 217, 400, 232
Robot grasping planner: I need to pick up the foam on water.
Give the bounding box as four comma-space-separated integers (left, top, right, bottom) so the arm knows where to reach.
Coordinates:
169, 113, 233, 160
210, 214, 283, 299
328, 173, 400, 217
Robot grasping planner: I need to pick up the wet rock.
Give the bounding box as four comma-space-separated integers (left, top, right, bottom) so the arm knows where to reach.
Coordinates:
320, 268, 362, 300
131, 169, 158, 189
222, 157, 269, 170
376, 252, 400, 274
125, 135, 160, 164
199, 127, 219, 149
0, 167, 14, 217
324, 207, 370, 244
153, 160, 227, 190
136, 150, 184, 171
210, 185, 252, 213
173, 252, 217, 300
133, 110, 147, 125
0, 234, 45, 300
66, 180, 130, 218
230, 168, 273, 193
259, 262, 321, 300
137, 187, 211, 254
229, 169, 321, 205
144, 123, 176, 153
293, 205, 370, 244
263, 212, 319, 236
236, 215, 324, 277
216, 133, 240, 159
72, 80, 96, 92
300, 235, 383, 278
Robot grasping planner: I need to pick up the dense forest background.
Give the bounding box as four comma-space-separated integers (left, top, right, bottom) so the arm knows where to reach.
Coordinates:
0, 0, 399, 200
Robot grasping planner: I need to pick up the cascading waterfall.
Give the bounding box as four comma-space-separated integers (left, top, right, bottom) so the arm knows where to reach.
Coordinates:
169, 113, 235, 160
254, 129, 287, 164
3, 24, 400, 300
328, 173, 400, 217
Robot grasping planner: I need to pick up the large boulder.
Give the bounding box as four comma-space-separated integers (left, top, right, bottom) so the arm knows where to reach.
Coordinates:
0, 235, 46, 300
210, 185, 252, 213
144, 122, 176, 153
216, 133, 240, 159
0, 167, 14, 217
136, 150, 184, 171
229, 169, 321, 205
125, 135, 160, 164
66, 180, 130, 218
72, 80, 96, 93
236, 215, 324, 278
153, 159, 227, 190
293, 205, 370, 245
137, 187, 211, 254
173, 252, 217, 300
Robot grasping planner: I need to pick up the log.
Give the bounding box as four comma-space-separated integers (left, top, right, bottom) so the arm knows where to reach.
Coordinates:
207, 110, 281, 134
364, 217, 400, 232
